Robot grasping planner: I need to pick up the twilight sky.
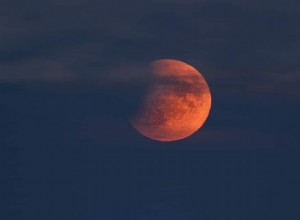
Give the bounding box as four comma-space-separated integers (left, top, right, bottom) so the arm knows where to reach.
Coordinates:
1, 0, 300, 219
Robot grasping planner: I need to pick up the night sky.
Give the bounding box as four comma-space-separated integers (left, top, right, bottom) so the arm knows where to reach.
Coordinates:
1, 0, 300, 219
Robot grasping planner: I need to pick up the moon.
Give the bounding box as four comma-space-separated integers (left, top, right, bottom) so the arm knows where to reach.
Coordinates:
130, 59, 211, 142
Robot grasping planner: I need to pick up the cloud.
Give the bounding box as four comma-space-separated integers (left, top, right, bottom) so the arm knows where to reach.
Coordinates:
185, 128, 299, 149
0, 0, 299, 104
220, 0, 300, 12
0, 58, 73, 83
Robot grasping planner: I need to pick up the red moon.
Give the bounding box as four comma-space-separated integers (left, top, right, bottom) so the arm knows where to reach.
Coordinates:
130, 59, 211, 142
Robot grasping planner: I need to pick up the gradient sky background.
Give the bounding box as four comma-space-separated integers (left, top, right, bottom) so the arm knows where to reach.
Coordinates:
1, 0, 300, 219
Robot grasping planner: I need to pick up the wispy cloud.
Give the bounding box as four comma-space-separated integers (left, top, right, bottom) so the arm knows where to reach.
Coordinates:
0, 0, 299, 101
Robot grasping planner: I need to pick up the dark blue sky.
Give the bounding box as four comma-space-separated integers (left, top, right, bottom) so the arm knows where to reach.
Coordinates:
1, 0, 300, 219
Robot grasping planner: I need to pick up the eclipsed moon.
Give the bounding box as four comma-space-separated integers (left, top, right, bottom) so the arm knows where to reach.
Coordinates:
130, 59, 211, 142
